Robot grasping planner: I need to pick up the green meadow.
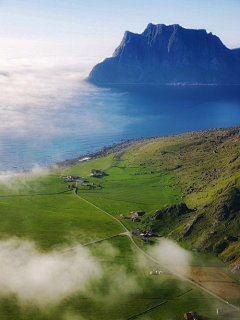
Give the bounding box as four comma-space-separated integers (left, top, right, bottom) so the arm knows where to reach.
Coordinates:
0, 128, 240, 319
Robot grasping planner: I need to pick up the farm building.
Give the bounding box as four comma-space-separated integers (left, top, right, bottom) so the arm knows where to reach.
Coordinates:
64, 175, 84, 182
217, 309, 224, 315
90, 169, 104, 176
130, 211, 146, 217
131, 217, 140, 222
140, 231, 152, 237
184, 311, 198, 319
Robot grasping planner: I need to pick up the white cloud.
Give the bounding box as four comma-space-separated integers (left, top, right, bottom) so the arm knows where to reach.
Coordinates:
152, 238, 191, 266
0, 238, 101, 308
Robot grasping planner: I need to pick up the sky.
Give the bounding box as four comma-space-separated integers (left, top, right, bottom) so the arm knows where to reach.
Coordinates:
1, 0, 240, 65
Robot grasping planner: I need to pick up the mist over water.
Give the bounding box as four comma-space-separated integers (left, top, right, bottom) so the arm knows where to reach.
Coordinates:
1, 58, 240, 171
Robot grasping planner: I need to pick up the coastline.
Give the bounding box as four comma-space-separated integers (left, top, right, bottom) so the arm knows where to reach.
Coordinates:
45, 136, 158, 171
49, 125, 240, 172
2, 126, 240, 177
0, 137, 157, 177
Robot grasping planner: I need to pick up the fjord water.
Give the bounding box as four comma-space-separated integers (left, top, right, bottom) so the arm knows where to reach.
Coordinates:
1, 83, 240, 172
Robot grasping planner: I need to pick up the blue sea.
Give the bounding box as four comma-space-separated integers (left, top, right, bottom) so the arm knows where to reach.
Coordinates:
1, 83, 240, 172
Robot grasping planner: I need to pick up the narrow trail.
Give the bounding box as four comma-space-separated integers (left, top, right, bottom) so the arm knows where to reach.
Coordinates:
44, 234, 121, 257
17, 233, 121, 267
73, 187, 240, 312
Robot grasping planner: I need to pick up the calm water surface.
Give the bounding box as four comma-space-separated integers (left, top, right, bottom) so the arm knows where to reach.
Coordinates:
1, 84, 240, 171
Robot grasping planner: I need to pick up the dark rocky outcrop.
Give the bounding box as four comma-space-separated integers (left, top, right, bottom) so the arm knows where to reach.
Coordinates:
87, 23, 240, 85
181, 213, 203, 238
211, 187, 240, 221
225, 255, 236, 262
150, 203, 189, 220
213, 240, 229, 254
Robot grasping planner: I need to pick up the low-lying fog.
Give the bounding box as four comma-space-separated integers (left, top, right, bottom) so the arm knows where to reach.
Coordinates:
0, 236, 192, 310
0, 57, 139, 171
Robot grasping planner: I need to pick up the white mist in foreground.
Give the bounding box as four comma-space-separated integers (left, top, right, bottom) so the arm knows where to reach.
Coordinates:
62, 310, 88, 320
152, 239, 191, 266
0, 239, 101, 307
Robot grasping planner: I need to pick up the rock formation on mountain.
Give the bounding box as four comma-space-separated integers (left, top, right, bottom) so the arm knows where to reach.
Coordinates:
87, 23, 240, 84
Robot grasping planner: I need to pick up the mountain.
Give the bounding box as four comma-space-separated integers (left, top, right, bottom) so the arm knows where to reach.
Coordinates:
87, 23, 240, 85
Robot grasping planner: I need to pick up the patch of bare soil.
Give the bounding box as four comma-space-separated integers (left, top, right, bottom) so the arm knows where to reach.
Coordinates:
171, 265, 240, 300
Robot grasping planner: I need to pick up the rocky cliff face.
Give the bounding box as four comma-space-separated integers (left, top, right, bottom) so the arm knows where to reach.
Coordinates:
87, 23, 240, 84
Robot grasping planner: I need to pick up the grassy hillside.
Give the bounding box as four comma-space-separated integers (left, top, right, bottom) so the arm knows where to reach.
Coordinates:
0, 127, 240, 319
63, 127, 240, 267
115, 127, 240, 266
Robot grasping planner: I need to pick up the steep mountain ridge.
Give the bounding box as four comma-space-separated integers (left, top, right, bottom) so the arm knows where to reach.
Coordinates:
87, 23, 240, 84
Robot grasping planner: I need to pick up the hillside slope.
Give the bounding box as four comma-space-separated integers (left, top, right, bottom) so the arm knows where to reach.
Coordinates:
118, 127, 240, 270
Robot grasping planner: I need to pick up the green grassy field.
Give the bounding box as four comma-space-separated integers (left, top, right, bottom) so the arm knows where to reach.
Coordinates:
0, 128, 240, 319
0, 159, 124, 250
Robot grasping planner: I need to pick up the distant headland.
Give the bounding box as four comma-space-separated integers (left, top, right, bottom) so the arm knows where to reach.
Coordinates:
86, 23, 240, 85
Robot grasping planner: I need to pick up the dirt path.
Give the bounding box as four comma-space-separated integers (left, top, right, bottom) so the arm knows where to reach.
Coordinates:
74, 188, 128, 232
44, 234, 121, 257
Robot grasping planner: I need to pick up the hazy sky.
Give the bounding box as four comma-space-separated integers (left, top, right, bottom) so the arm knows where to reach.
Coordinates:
1, 0, 240, 63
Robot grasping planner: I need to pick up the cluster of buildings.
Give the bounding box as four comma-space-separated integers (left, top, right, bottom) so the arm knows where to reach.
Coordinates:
61, 169, 106, 190
140, 231, 152, 237
60, 175, 84, 182
90, 169, 105, 176
130, 211, 145, 222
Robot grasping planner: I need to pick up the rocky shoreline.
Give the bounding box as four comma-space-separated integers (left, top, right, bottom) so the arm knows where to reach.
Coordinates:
46, 136, 158, 171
